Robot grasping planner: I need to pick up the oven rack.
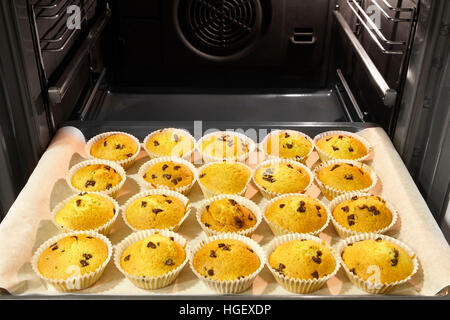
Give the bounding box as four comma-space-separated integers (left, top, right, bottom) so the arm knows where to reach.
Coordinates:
334, 0, 418, 107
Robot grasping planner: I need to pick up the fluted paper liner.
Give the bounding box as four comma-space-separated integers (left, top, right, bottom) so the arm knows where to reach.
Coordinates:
189, 233, 265, 294
66, 159, 127, 199
334, 233, 419, 294
120, 189, 191, 233
313, 130, 373, 163
265, 233, 341, 294
328, 192, 399, 238
252, 158, 314, 200
85, 131, 141, 170
196, 194, 262, 237
137, 156, 197, 195
114, 229, 191, 290
142, 128, 196, 162
262, 193, 331, 236
31, 230, 113, 292
197, 161, 253, 199
51, 192, 120, 236
196, 131, 256, 163
313, 159, 378, 201
259, 129, 314, 164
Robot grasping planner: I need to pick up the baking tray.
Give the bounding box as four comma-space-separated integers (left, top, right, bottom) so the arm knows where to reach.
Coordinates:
1, 121, 449, 300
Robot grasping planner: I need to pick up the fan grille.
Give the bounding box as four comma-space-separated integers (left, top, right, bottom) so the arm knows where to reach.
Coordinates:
177, 0, 262, 59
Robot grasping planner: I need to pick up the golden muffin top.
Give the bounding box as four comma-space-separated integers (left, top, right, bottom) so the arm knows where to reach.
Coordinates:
145, 129, 194, 158
192, 239, 261, 281
54, 193, 116, 231
200, 132, 251, 160
316, 162, 373, 192
264, 131, 313, 162
71, 164, 123, 192
315, 134, 369, 160
198, 162, 251, 194
90, 133, 138, 162
254, 162, 311, 194
201, 198, 257, 233
341, 238, 415, 284
38, 234, 109, 280
269, 239, 336, 280
143, 161, 194, 190
120, 234, 186, 278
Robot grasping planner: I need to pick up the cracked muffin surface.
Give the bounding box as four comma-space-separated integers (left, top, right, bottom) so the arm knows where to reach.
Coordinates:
71, 164, 123, 192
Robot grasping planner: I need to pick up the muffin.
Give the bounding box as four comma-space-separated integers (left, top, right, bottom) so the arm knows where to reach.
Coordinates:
123, 191, 190, 231
264, 194, 329, 235
253, 159, 312, 198
114, 229, 190, 290
339, 236, 417, 292
87, 132, 140, 169
53, 193, 118, 235
198, 131, 254, 162
139, 157, 196, 195
262, 130, 313, 163
32, 231, 112, 291
199, 197, 258, 234
314, 160, 376, 200
144, 128, 195, 160
197, 162, 252, 198
69, 161, 125, 197
314, 131, 371, 162
192, 239, 261, 281
330, 193, 397, 237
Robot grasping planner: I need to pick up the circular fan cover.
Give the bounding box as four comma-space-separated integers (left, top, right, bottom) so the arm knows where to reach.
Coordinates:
176, 0, 263, 60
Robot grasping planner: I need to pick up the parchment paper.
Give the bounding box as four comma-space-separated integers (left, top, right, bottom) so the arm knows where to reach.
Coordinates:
1, 126, 450, 297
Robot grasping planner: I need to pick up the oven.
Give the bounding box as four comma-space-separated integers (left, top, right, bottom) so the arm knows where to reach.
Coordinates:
0, 0, 449, 300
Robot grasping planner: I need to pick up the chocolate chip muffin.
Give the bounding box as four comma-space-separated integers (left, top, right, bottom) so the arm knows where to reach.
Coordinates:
269, 239, 336, 281
54, 193, 117, 233
89, 133, 139, 162
199, 132, 252, 161
200, 198, 257, 234
315, 132, 370, 161
341, 238, 415, 284
145, 128, 195, 159
263, 130, 313, 163
70, 164, 123, 193
198, 162, 251, 197
192, 239, 261, 281
265, 194, 328, 235
124, 193, 188, 230
253, 160, 312, 197
332, 195, 394, 235
142, 160, 194, 191
120, 234, 186, 278
37, 234, 109, 280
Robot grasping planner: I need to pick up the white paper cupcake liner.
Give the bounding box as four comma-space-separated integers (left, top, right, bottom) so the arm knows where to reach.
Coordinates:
196, 131, 256, 163
85, 131, 141, 170
137, 156, 198, 196
259, 129, 314, 164
142, 128, 196, 162
51, 192, 120, 236
328, 192, 399, 238
313, 159, 378, 201
313, 130, 373, 163
189, 233, 266, 294
262, 193, 331, 236
31, 230, 113, 292
196, 194, 262, 237
333, 233, 419, 294
66, 159, 127, 199
197, 161, 253, 199
114, 229, 191, 290
120, 189, 192, 233
252, 158, 314, 200
265, 233, 341, 294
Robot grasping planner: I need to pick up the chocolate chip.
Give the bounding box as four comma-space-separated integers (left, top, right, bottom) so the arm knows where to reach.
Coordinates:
151, 174, 157, 179
210, 250, 217, 258
341, 206, 349, 212
127, 153, 133, 157
170, 237, 174, 241
315, 205, 322, 211
124, 255, 130, 261
375, 237, 382, 242
248, 215, 253, 221
143, 173, 147, 179
247, 247, 254, 253
115, 144, 124, 149
312, 256, 322, 264
165, 259, 175, 266
141, 201, 147, 208
279, 204, 285, 208
234, 216, 244, 228
338, 135, 343, 139
204, 222, 211, 227
311, 271, 319, 279
349, 147, 354, 152
332, 146, 339, 151
85, 180, 96, 188
103, 140, 107, 147
51, 245, 58, 251
350, 268, 356, 274
152, 208, 163, 214
275, 263, 286, 274
262, 175, 276, 183
393, 249, 399, 258
199, 173, 206, 178
153, 141, 160, 146
163, 174, 172, 180
359, 205, 369, 210
344, 174, 354, 180
218, 243, 226, 248
162, 164, 169, 171
228, 199, 238, 206
351, 196, 358, 200
326, 137, 332, 141
83, 253, 92, 260
285, 143, 293, 149
206, 205, 210, 211
166, 199, 172, 204
106, 183, 113, 190
285, 133, 290, 138
71, 236, 78, 241
317, 250, 322, 257
174, 166, 181, 170
330, 164, 340, 171
347, 214, 356, 226
171, 179, 178, 185
80, 260, 89, 267
391, 259, 398, 267
147, 242, 157, 249
76, 199, 82, 207
207, 269, 214, 276
222, 245, 231, 251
